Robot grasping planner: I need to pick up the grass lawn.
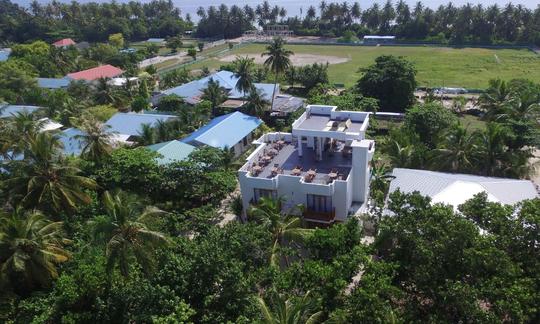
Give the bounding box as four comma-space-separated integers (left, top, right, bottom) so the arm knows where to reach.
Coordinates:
459, 114, 487, 131
188, 44, 540, 89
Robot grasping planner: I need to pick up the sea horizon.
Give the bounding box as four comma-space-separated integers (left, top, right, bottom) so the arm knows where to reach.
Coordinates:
13, 0, 540, 23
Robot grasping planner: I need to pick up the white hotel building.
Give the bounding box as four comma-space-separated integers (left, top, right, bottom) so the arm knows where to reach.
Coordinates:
238, 105, 375, 225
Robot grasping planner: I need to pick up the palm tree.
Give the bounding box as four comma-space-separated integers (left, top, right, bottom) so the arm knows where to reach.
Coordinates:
233, 56, 255, 104
245, 86, 270, 118
201, 78, 228, 116
385, 140, 415, 168
370, 160, 395, 206
1, 112, 46, 159
75, 118, 115, 163
433, 123, 478, 173
249, 197, 312, 267
94, 77, 119, 105
137, 123, 156, 145
0, 208, 70, 293
255, 290, 323, 324
479, 79, 512, 121
5, 132, 97, 213
262, 37, 293, 111
474, 122, 507, 176
91, 191, 168, 277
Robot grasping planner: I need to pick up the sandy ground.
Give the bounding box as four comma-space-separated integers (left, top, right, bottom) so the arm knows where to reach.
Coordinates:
219, 53, 350, 67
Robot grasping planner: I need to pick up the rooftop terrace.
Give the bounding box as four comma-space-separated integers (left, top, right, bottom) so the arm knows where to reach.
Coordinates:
295, 114, 364, 133
241, 138, 352, 185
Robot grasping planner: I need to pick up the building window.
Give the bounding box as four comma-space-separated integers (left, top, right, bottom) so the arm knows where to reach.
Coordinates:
243, 136, 248, 146
254, 188, 277, 203
306, 194, 333, 212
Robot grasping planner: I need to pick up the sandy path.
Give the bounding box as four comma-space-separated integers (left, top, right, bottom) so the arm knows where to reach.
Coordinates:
219, 53, 349, 66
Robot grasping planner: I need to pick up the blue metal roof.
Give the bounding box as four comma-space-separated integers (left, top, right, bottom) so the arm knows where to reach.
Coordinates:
105, 112, 177, 136
0, 49, 10, 62
147, 38, 165, 43
162, 70, 276, 104
228, 83, 275, 101
147, 140, 196, 165
37, 77, 71, 89
181, 111, 262, 149
0, 105, 41, 118
58, 128, 85, 156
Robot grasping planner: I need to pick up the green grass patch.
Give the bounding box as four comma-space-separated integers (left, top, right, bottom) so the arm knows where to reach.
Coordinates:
459, 114, 487, 131
187, 44, 540, 89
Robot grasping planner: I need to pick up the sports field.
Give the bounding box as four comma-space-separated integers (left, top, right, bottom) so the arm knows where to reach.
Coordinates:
190, 44, 540, 89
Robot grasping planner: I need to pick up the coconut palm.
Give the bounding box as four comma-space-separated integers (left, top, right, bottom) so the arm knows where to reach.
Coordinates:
1, 112, 46, 159
433, 123, 478, 173
385, 140, 415, 168
94, 77, 119, 105
0, 208, 70, 293
90, 191, 169, 277
474, 122, 508, 176
75, 118, 115, 163
5, 132, 97, 213
479, 79, 512, 121
233, 56, 255, 104
201, 78, 228, 116
262, 37, 293, 111
249, 197, 312, 267
245, 86, 270, 118
137, 123, 156, 145
255, 290, 323, 324
370, 160, 395, 205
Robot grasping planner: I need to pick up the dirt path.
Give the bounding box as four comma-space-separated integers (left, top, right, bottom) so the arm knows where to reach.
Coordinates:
219, 53, 350, 67
216, 183, 241, 227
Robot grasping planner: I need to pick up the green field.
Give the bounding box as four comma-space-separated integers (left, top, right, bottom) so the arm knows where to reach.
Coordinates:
189, 44, 540, 89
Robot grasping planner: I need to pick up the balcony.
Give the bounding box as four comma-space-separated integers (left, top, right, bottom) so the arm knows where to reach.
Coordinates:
303, 208, 336, 223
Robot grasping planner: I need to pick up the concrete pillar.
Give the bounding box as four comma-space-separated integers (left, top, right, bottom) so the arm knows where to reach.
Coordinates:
317, 137, 324, 160
298, 136, 303, 157
351, 139, 374, 203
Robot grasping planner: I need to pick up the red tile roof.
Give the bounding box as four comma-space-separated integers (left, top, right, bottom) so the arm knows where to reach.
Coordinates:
52, 38, 76, 47
67, 65, 123, 81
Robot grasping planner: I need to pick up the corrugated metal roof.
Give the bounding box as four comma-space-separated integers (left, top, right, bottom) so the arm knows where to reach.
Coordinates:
0, 105, 41, 118
53, 38, 76, 46
105, 112, 177, 137
37, 77, 70, 89
147, 140, 195, 165
67, 65, 123, 81
162, 71, 276, 104
181, 111, 262, 149
389, 168, 538, 207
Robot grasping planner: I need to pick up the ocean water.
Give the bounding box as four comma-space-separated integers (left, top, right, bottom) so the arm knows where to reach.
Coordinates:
15, 0, 539, 22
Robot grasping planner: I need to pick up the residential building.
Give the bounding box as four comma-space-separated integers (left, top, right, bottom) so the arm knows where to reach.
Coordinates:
108, 77, 139, 87
363, 35, 396, 45
66, 65, 123, 82
147, 140, 196, 165
238, 105, 375, 225
0, 104, 62, 131
147, 38, 165, 44
104, 112, 177, 143
52, 38, 76, 48
37, 77, 71, 89
388, 168, 538, 210
155, 70, 303, 114
181, 111, 262, 156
